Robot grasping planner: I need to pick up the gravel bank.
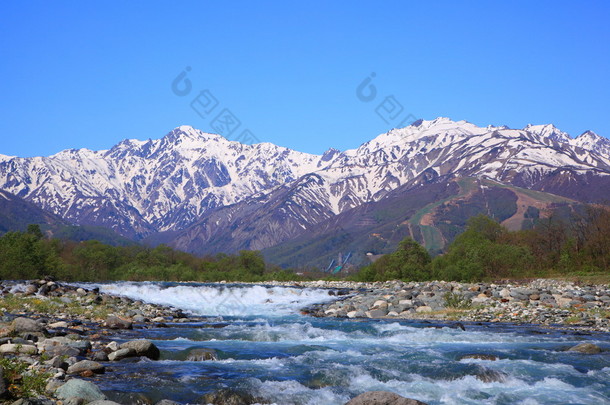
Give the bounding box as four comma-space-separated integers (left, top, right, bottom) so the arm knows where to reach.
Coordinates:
292, 279, 610, 332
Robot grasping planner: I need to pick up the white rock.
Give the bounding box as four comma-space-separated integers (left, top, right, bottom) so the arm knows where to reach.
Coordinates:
106, 341, 119, 352
373, 300, 388, 308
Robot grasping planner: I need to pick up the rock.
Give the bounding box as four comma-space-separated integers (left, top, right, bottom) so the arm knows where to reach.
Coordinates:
568, 342, 602, 354
155, 400, 182, 405
48, 321, 69, 329
45, 355, 69, 370
475, 367, 507, 383
43, 344, 81, 358
67, 360, 105, 374
106, 341, 120, 352
24, 284, 38, 295
373, 300, 388, 308
459, 354, 498, 361
200, 388, 258, 405
186, 348, 218, 361
366, 309, 387, 318
415, 306, 432, 313
108, 348, 137, 361
12, 317, 44, 333
11, 399, 56, 405
55, 379, 107, 402
345, 391, 428, 404
120, 339, 160, 360
88, 401, 122, 405
45, 378, 65, 394
0, 343, 37, 355
104, 316, 133, 329
91, 351, 109, 361
63, 398, 85, 405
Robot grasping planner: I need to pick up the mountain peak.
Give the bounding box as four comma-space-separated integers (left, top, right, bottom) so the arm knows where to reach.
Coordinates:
165, 126, 222, 143
572, 130, 610, 157
524, 123, 571, 143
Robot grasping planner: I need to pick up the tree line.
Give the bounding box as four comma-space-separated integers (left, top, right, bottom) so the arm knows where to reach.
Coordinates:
354, 205, 610, 282
1, 204, 608, 283
0, 225, 293, 282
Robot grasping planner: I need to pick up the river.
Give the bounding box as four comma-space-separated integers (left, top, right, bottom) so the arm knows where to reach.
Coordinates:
79, 282, 610, 405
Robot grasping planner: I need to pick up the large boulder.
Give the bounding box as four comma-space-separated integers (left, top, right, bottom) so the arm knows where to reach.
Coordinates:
12, 317, 44, 334
568, 342, 602, 354
55, 379, 107, 402
67, 360, 105, 375
0, 343, 37, 355
345, 391, 428, 405
120, 339, 160, 360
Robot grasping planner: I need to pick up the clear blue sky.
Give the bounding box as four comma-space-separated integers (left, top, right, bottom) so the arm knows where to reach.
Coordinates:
1, 1, 609, 157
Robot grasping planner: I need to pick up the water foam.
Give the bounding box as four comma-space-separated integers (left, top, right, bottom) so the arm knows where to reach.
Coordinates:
81, 282, 338, 316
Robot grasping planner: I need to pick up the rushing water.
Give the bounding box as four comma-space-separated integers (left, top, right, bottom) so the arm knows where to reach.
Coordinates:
81, 282, 610, 405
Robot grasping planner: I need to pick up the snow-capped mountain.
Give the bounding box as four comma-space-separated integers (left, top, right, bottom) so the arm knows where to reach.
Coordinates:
0, 118, 609, 248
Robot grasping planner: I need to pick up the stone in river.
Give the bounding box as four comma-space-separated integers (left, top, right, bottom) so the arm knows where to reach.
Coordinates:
200, 388, 259, 405
345, 391, 428, 404
459, 354, 498, 361
108, 348, 137, 361
186, 348, 218, 361
120, 339, 161, 360
568, 342, 602, 354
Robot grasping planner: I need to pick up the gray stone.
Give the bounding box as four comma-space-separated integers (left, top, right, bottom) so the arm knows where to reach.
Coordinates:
55, 379, 107, 402
186, 348, 218, 361
200, 388, 258, 405
12, 317, 44, 333
88, 401, 122, 405
568, 342, 602, 354
104, 316, 133, 329
155, 400, 182, 405
345, 391, 428, 404
43, 344, 81, 358
91, 351, 109, 362
67, 360, 105, 374
459, 354, 498, 361
108, 347, 136, 361
0, 343, 37, 355
120, 339, 160, 360
45, 378, 65, 394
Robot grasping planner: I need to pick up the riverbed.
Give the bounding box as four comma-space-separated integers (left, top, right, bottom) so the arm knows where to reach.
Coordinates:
83, 282, 610, 405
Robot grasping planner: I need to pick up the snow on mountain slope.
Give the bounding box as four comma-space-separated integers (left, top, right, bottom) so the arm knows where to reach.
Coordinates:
0, 119, 608, 241
0, 126, 332, 238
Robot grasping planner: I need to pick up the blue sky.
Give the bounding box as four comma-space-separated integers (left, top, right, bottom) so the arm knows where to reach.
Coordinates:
1, 1, 609, 157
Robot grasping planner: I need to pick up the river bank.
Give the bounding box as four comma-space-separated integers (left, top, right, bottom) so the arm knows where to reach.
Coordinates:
0, 278, 608, 404
283, 279, 610, 332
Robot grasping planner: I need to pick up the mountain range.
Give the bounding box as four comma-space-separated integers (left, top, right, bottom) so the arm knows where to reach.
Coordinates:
1, 117, 609, 268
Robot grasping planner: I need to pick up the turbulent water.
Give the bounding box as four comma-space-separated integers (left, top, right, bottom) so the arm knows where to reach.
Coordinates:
82, 282, 610, 405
